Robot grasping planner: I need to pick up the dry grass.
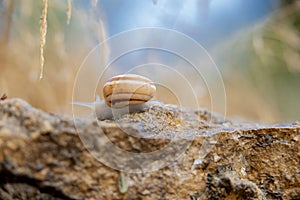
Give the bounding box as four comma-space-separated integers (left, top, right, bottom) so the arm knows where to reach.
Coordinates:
66, 0, 72, 24
39, 0, 48, 80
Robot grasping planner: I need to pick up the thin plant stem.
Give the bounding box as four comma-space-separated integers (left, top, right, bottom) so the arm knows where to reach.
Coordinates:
66, 0, 72, 24
4, 0, 14, 44
39, 0, 48, 80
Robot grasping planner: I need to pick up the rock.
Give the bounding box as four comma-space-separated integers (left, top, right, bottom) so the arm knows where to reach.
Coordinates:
0, 99, 299, 200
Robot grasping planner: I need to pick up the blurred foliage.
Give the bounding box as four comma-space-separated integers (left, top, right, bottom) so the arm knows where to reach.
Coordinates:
0, 0, 299, 124
215, 1, 300, 123
282, 0, 298, 6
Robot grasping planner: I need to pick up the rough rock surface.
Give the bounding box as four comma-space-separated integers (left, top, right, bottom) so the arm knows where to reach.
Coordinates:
0, 99, 299, 200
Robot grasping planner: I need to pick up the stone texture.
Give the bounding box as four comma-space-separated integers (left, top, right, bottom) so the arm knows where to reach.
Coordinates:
0, 99, 299, 200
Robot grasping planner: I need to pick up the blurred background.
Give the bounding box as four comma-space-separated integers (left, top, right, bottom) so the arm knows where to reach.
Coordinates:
0, 0, 299, 124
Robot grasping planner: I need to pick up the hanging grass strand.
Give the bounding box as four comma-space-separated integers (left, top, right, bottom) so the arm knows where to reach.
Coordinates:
66, 0, 72, 24
39, 0, 48, 80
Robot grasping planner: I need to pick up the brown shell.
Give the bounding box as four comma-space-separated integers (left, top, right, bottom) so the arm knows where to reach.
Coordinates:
103, 74, 156, 108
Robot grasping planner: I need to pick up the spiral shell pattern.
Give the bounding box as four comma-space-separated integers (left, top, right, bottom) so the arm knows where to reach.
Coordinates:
103, 74, 156, 108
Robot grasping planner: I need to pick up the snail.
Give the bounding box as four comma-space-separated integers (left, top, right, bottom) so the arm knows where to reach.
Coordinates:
72, 74, 158, 120
103, 74, 156, 108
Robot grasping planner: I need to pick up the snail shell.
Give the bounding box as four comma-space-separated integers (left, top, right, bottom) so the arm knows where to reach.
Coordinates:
103, 74, 156, 108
